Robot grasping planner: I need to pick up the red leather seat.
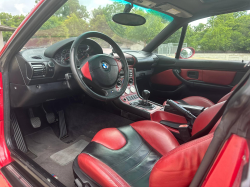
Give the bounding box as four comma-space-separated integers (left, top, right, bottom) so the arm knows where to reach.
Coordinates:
163, 85, 237, 108
73, 102, 223, 187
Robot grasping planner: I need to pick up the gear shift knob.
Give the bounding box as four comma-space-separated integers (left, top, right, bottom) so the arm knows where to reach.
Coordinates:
142, 90, 150, 104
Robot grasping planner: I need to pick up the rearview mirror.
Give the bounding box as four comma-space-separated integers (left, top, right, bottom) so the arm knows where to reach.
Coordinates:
112, 13, 146, 26
180, 47, 195, 59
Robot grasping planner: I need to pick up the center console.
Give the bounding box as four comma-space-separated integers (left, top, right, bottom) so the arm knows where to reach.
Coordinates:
115, 67, 164, 120
114, 64, 205, 143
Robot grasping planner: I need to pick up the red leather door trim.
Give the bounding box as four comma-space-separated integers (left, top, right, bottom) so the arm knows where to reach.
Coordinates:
151, 69, 236, 87
131, 121, 180, 155
202, 135, 249, 187
78, 153, 130, 187
149, 133, 213, 187
151, 69, 182, 86
181, 69, 236, 85
202, 70, 236, 85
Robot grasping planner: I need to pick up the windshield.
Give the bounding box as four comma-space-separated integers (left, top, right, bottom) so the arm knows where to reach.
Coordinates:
23, 0, 173, 51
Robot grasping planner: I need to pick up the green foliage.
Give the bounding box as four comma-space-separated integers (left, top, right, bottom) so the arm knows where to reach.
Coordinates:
124, 9, 167, 46
54, 0, 89, 19
0, 12, 25, 41
184, 11, 250, 52
1, 0, 250, 52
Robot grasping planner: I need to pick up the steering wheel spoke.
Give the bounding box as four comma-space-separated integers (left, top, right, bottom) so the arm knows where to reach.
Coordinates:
70, 31, 129, 101
102, 87, 120, 96
77, 67, 83, 79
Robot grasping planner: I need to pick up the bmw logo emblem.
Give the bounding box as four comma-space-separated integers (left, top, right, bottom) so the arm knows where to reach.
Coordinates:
102, 62, 109, 70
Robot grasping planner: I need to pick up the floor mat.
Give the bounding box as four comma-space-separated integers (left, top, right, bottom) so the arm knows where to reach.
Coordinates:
64, 103, 133, 139
50, 139, 89, 166
25, 127, 90, 187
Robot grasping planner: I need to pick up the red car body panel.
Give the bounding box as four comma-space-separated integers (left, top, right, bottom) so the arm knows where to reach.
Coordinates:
0, 171, 11, 187
202, 134, 249, 187
0, 0, 45, 175
0, 0, 248, 186
0, 73, 12, 168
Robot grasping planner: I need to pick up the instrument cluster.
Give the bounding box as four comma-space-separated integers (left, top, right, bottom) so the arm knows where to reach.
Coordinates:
54, 44, 94, 66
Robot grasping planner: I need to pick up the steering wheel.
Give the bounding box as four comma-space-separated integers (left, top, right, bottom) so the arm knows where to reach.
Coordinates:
70, 32, 129, 101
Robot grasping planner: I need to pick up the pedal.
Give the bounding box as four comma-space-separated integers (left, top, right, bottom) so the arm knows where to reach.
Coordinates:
46, 113, 56, 124
29, 108, 41, 128
42, 104, 57, 124
58, 110, 68, 139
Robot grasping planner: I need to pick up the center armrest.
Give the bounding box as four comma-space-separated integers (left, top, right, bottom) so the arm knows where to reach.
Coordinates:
164, 103, 205, 117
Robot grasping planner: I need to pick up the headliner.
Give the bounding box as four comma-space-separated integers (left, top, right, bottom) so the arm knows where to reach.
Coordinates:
126, 0, 250, 21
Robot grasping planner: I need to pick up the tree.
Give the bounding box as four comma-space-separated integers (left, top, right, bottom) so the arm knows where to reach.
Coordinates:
0, 12, 25, 41
124, 9, 167, 46
64, 13, 89, 37
54, 0, 89, 19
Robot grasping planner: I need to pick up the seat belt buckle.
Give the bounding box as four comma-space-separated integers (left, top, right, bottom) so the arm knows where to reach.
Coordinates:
179, 125, 191, 142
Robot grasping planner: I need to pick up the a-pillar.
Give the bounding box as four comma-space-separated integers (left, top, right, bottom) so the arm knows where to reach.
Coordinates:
0, 21, 4, 51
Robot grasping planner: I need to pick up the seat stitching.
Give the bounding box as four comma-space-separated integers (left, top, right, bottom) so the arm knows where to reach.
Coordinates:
98, 161, 129, 187
129, 158, 160, 185
120, 147, 152, 175
83, 153, 131, 187
110, 141, 144, 167
161, 134, 213, 159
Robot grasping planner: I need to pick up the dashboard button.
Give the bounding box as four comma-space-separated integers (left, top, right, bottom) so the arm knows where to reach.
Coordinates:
125, 88, 130, 94
130, 86, 136, 93
48, 61, 55, 67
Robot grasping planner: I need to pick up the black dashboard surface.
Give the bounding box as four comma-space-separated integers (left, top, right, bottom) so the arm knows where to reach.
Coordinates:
9, 37, 159, 107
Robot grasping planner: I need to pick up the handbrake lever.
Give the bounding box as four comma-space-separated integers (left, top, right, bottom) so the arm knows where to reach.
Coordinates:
167, 99, 196, 126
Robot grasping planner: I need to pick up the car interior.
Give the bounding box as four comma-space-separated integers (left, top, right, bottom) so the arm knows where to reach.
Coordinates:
3, 0, 250, 186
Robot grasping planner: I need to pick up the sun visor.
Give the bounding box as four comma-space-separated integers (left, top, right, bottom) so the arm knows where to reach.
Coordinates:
133, 0, 156, 8
155, 3, 192, 18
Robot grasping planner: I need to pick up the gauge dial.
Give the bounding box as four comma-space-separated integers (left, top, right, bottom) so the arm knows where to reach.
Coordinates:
54, 53, 61, 63
61, 49, 70, 65
54, 44, 96, 66
78, 45, 90, 61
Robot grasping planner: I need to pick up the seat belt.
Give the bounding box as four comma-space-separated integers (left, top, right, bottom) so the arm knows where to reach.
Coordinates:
189, 66, 250, 141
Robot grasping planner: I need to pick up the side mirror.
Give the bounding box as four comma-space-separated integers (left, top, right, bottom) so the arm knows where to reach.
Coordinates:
180, 47, 195, 59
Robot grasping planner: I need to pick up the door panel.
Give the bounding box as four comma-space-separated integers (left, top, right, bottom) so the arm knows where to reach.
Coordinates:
181, 69, 236, 85
151, 69, 181, 86
149, 57, 247, 104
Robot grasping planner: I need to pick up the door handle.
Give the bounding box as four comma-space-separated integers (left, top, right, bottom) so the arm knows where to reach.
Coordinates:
172, 69, 193, 86
187, 71, 199, 79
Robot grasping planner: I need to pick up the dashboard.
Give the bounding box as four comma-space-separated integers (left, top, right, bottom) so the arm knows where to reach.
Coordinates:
9, 37, 159, 108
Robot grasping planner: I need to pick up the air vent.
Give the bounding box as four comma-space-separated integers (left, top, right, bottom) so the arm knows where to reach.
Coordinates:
31, 63, 46, 77
31, 55, 43, 60
127, 58, 135, 65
